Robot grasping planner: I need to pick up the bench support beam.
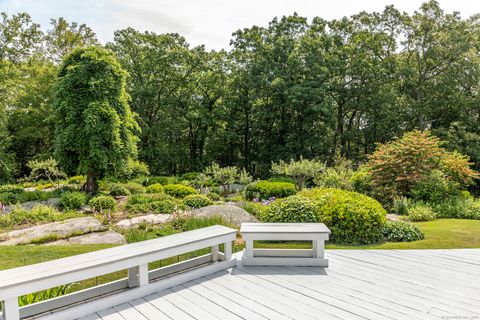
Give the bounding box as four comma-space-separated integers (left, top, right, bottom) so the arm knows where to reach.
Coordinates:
128, 264, 149, 288
2, 298, 19, 320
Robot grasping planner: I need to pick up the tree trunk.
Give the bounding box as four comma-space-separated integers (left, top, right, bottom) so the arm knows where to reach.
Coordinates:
85, 171, 97, 194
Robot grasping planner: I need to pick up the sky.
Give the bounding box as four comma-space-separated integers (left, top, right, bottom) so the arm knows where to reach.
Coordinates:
1, 0, 479, 50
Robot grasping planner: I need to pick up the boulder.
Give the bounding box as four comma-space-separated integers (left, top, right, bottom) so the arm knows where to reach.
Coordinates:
115, 214, 171, 229
0, 217, 106, 245
190, 204, 258, 227
46, 231, 126, 245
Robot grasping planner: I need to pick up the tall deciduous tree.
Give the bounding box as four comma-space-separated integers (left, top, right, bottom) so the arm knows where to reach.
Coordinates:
54, 46, 139, 193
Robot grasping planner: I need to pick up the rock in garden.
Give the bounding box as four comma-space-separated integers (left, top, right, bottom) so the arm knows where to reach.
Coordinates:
0, 217, 106, 245
45, 231, 126, 245
387, 214, 402, 222
190, 205, 258, 227
115, 214, 171, 229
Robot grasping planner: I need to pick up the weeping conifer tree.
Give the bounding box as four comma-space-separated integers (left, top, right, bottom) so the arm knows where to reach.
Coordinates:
54, 46, 139, 193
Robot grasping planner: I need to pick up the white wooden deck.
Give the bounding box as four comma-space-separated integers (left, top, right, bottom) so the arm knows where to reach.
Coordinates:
79, 249, 480, 320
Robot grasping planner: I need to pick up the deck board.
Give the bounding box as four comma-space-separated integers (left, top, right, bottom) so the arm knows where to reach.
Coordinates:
77, 249, 480, 320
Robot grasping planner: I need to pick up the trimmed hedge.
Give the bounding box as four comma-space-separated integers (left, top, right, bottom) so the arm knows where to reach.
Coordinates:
299, 188, 387, 244
183, 194, 212, 208
164, 184, 197, 198
261, 195, 317, 223
245, 180, 297, 200
382, 221, 424, 242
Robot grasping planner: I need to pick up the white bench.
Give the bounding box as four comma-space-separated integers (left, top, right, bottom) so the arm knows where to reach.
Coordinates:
240, 223, 330, 267
0, 225, 236, 320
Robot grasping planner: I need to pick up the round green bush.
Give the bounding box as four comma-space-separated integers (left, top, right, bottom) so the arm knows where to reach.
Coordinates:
89, 196, 116, 212
122, 182, 146, 194
407, 204, 437, 222
59, 191, 87, 210
382, 221, 424, 242
0, 192, 19, 204
146, 183, 164, 194
183, 194, 212, 208
245, 180, 297, 200
261, 195, 318, 223
164, 184, 197, 198
110, 186, 131, 196
150, 200, 176, 214
0, 185, 24, 194
299, 188, 387, 244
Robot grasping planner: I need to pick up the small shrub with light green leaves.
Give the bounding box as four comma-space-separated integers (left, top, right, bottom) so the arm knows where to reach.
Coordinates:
146, 183, 164, 194
0, 192, 20, 205
8, 205, 60, 226
67, 176, 85, 185
392, 197, 410, 215
299, 188, 387, 244
164, 184, 197, 198
59, 192, 87, 210
110, 185, 131, 196
122, 182, 145, 194
261, 195, 318, 223
89, 196, 116, 212
382, 221, 424, 242
150, 200, 176, 214
183, 194, 212, 209
407, 204, 437, 222
207, 192, 221, 201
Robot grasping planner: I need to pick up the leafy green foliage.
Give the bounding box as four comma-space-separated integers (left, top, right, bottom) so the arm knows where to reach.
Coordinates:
299, 188, 387, 244
407, 204, 437, 222
183, 194, 212, 208
53, 46, 139, 193
0, 192, 19, 204
67, 176, 85, 185
27, 157, 65, 186
109, 185, 130, 197
314, 159, 354, 190
382, 221, 424, 242
245, 180, 297, 200
59, 191, 87, 210
261, 195, 317, 223
149, 200, 176, 214
146, 183, 164, 194
164, 184, 197, 198
121, 182, 145, 195
0, 185, 23, 194
88, 195, 116, 212
0, 205, 60, 228
392, 197, 410, 215
432, 198, 480, 220
410, 169, 461, 203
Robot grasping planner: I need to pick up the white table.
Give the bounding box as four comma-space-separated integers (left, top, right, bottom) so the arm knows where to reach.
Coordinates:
240, 223, 331, 267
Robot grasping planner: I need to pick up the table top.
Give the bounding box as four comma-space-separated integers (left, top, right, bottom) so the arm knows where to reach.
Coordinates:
240, 223, 331, 234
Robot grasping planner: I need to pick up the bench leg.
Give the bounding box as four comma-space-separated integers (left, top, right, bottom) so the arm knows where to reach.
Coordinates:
2, 298, 19, 320
128, 264, 148, 288
313, 240, 325, 259
224, 241, 232, 260
211, 244, 219, 262
245, 239, 254, 258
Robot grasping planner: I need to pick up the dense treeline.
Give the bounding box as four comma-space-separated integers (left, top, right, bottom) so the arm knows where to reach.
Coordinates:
1, 1, 480, 182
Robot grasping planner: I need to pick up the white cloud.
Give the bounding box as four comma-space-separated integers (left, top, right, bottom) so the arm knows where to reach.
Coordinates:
1, 0, 478, 50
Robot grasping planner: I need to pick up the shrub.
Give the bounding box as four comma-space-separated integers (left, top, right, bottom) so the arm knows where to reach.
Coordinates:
350, 167, 373, 195
172, 216, 232, 231
183, 194, 212, 208
68, 175, 85, 185
392, 197, 410, 215
207, 192, 221, 201
366, 130, 479, 202
146, 183, 164, 194
89, 196, 116, 212
383, 221, 424, 242
18, 191, 51, 203
410, 169, 460, 203
164, 184, 197, 198
314, 159, 354, 190
271, 157, 325, 190
122, 182, 145, 194
407, 204, 437, 222
261, 195, 318, 223
245, 180, 297, 200
242, 201, 268, 218
140, 176, 179, 186
0, 192, 19, 204
117, 160, 150, 180
150, 200, 176, 214
181, 172, 200, 181
59, 192, 87, 210
299, 188, 387, 244
125, 194, 153, 212
433, 198, 480, 220
110, 185, 131, 196
0, 185, 23, 194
